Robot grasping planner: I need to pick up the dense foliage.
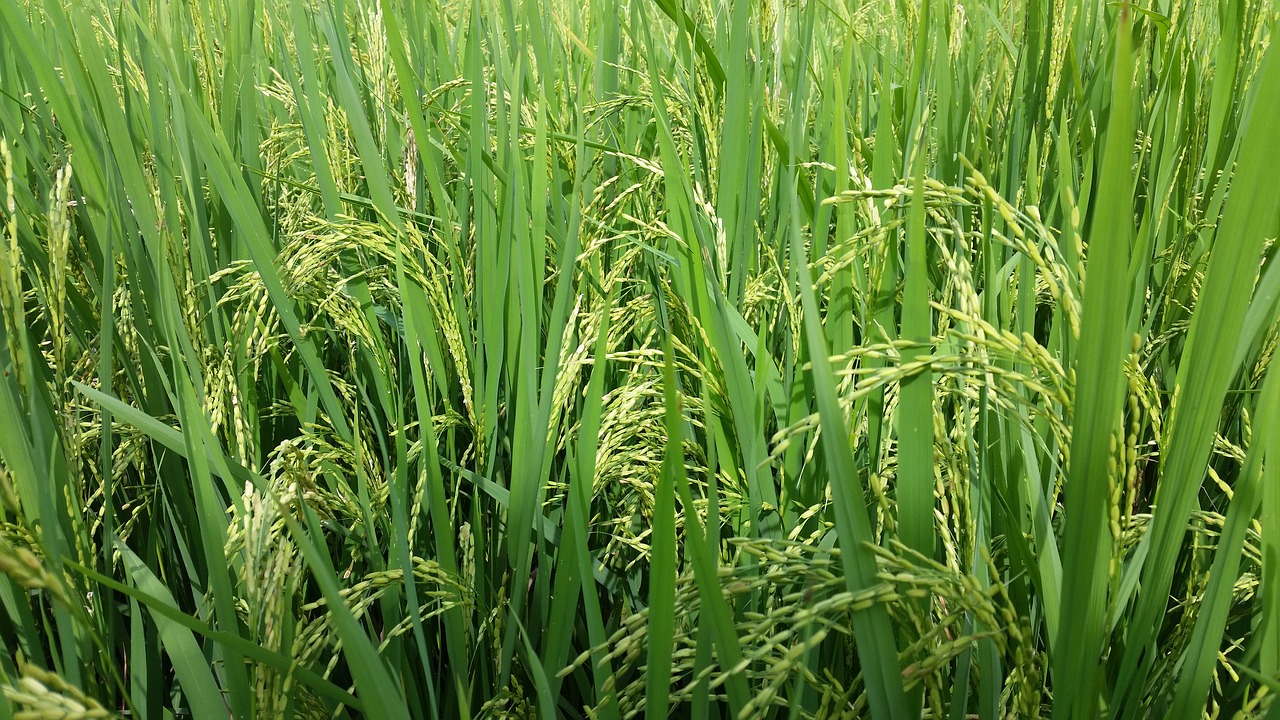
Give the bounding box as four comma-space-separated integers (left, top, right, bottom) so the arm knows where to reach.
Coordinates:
2, 0, 1280, 717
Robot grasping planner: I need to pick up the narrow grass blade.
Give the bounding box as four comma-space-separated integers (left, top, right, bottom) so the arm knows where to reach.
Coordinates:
1053, 10, 1136, 719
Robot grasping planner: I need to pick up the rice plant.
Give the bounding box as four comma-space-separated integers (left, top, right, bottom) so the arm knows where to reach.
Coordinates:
1, 0, 1279, 717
